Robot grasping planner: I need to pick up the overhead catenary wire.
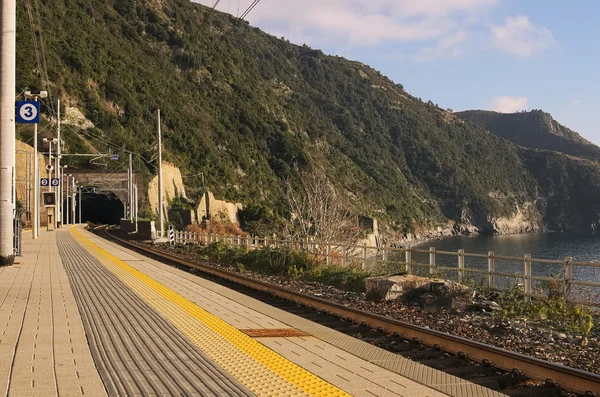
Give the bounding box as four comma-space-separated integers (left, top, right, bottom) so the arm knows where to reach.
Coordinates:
204, 0, 262, 57
64, 124, 157, 166
32, 0, 57, 118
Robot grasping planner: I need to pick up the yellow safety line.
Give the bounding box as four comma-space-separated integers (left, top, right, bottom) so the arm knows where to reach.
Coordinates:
71, 227, 349, 397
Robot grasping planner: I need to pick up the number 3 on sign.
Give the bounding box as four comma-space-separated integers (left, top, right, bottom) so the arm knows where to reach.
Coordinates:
16, 101, 40, 124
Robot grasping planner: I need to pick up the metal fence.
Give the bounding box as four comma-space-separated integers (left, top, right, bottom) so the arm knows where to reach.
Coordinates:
170, 230, 600, 308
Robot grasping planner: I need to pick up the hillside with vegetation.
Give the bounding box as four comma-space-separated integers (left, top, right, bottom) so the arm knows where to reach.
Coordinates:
14, 0, 600, 237
456, 110, 600, 162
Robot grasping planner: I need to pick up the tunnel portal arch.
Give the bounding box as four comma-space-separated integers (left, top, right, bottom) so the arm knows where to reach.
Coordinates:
69, 186, 125, 225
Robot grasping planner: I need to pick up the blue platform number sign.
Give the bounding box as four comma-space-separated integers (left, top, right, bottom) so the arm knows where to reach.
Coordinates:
40, 178, 49, 187
16, 101, 41, 124
51, 178, 60, 187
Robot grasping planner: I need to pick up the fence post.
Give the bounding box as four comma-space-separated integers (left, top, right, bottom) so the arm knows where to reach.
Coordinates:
524, 254, 532, 303
429, 247, 436, 275
362, 243, 367, 269
488, 251, 495, 289
405, 250, 412, 274
342, 246, 346, 267
326, 244, 331, 266
457, 249, 464, 284
564, 257, 572, 301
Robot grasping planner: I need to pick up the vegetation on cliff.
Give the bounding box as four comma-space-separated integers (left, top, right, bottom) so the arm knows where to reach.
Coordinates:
15, 0, 600, 234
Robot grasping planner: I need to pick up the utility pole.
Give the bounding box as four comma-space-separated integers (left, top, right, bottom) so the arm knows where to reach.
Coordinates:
71, 178, 75, 225
56, 100, 61, 226
157, 109, 164, 237
128, 153, 133, 221
65, 174, 70, 225
33, 97, 39, 238
134, 183, 138, 232
78, 186, 81, 224
0, 0, 16, 263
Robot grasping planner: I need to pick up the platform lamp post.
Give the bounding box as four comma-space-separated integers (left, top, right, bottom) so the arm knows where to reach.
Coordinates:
24, 90, 47, 239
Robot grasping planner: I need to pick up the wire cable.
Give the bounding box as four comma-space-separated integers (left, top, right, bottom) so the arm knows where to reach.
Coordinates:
204, 0, 261, 58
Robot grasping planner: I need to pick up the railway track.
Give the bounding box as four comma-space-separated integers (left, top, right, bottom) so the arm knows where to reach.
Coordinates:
98, 226, 600, 397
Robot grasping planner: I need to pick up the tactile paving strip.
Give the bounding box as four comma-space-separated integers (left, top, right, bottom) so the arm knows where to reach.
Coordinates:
72, 227, 349, 397
57, 233, 253, 396
242, 329, 311, 338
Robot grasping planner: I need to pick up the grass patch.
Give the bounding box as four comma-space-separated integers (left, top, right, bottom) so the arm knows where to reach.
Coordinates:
194, 242, 371, 293
498, 284, 595, 336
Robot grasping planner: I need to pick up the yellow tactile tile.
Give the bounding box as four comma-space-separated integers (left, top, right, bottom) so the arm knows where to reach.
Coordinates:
72, 227, 349, 397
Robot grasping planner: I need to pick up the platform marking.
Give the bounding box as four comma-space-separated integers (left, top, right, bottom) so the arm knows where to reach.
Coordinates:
72, 228, 349, 397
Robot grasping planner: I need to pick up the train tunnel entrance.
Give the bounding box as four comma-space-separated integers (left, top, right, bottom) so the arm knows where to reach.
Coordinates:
63, 189, 124, 225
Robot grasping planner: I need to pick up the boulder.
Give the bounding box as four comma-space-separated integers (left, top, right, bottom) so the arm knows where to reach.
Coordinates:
365, 274, 473, 313
365, 274, 431, 301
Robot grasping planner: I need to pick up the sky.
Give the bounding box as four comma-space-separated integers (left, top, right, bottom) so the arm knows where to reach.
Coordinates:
194, 0, 600, 145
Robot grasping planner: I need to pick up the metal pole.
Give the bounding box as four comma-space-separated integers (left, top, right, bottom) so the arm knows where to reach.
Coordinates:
47, 141, 52, 192
128, 153, 133, 220
33, 98, 39, 238
71, 178, 75, 225
134, 183, 138, 232
157, 109, 164, 237
78, 186, 81, 224
0, 0, 15, 262
56, 99, 61, 226
65, 175, 69, 225
25, 152, 30, 218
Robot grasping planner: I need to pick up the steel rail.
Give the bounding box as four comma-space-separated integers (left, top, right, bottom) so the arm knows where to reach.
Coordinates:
102, 227, 600, 396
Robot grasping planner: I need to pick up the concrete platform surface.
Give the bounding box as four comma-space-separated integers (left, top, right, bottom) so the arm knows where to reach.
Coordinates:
0, 229, 106, 397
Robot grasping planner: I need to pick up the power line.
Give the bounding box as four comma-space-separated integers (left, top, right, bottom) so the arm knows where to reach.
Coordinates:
33, 0, 57, 118
64, 124, 157, 165
205, 0, 261, 57
186, 0, 223, 74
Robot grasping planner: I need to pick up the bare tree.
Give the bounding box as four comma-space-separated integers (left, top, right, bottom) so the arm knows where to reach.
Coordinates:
284, 171, 360, 244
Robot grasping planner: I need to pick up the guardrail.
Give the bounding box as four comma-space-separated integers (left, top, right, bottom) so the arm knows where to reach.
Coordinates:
169, 230, 600, 308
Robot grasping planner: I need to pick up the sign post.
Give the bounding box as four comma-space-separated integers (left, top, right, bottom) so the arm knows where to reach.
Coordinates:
16, 101, 40, 124
17, 96, 44, 239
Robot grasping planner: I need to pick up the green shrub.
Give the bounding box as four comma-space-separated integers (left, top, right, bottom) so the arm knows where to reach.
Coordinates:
195, 243, 371, 292
307, 265, 371, 293
498, 285, 595, 336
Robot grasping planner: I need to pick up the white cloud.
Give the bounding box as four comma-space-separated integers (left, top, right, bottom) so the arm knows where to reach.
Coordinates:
414, 31, 467, 62
492, 96, 529, 113
572, 99, 582, 105
491, 16, 556, 57
194, 0, 495, 48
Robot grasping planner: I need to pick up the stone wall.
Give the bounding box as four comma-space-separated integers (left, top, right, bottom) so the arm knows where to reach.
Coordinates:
15, 140, 50, 226
147, 162, 187, 221
195, 191, 242, 224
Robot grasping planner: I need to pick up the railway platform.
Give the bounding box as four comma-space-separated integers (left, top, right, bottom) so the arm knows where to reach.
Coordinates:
0, 226, 502, 397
